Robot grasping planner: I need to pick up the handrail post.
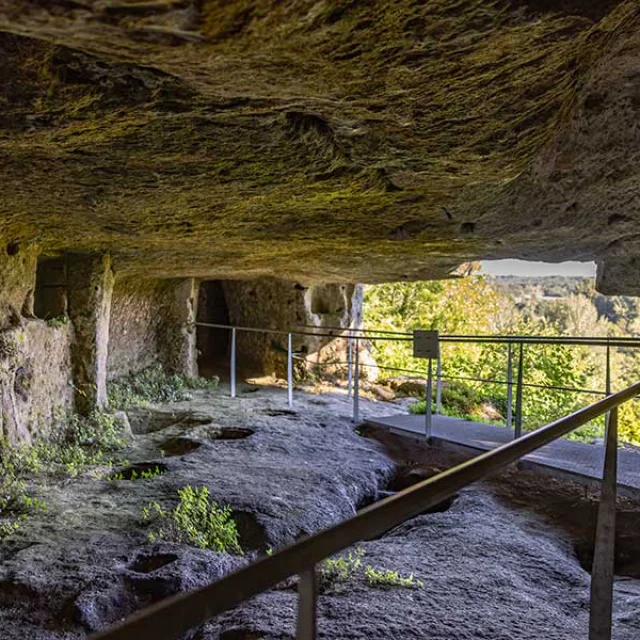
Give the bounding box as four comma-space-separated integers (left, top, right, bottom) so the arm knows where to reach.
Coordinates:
296, 567, 317, 640
287, 333, 294, 409
435, 356, 443, 415
514, 342, 524, 439
506, 343, 514, 430
425, 358, 433, 439
588, 405, 618, 640
605, 341, 611, 396
353, 338, 360, 423
347, 336, 353, 397
230, 327, 237, 399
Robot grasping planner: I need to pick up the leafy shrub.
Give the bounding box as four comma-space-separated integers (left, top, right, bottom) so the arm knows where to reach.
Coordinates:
142, 486, 242, 554
0, 438, 47, 539
108, 365, 219, 409
34, 411, 129, 476
67, 411, 127, 451
0, 410, 129, 538
364, 565, 424, 589
408, 380, 504, 425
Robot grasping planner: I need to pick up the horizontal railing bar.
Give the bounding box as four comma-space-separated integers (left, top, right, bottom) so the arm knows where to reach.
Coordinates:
293, 324, 640, 345
193, 322, 412, 342
441, 373, 607, 397
90, 382, 640, 640
197, 322, 640, 348
292, 355, 428, 378
295, 357, 607, 397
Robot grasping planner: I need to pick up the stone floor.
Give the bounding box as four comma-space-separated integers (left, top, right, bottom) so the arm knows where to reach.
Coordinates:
1, 383, 639, 639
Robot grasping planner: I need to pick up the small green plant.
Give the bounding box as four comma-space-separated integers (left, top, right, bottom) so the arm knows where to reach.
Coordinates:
319, 547, 365, 592
108, 365, 219, 409
317, 547, 423, 593
364, 565, 424, 589
46, 315, 70, 329
32, 410, 128, 477
110, 466, 164, 481
142, 486, 242, 554
0, 409, 128, 539
0, 438, 48, 539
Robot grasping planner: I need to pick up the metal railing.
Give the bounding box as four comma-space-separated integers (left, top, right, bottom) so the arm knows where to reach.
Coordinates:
194, 321, 640, 440
91, 381, 640, 640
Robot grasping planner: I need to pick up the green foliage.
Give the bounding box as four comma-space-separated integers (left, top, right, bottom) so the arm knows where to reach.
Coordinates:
33, 411, 129, 477
108, 365, 219, 409
110, 466, 164, 481
142, 486, 243, 554
364, 277, 640, 443
46, 315, 70, 329
409, 381, 506, 425
318, 547, 423, 592
320, 547, 364, 591
0, 438, 47, 539
364, 565, 424, 589
67, 411, 127, 452
0, 408, 129, 539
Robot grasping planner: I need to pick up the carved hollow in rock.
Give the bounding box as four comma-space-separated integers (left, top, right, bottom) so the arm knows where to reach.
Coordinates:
233, 511, 269, 552
208, 427, 255, 441
160, 436, 202, 456
574, 509, 640, 578
264, 409, 297, 417
128, 553, 179, 574
218, 631, 266, 640
383, 465, 458, 514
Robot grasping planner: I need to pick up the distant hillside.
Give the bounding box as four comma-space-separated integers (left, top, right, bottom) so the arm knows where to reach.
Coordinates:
486, 275, 640, 330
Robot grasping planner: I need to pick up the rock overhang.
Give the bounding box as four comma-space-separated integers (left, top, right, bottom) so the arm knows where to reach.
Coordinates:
0, 1, 639, 290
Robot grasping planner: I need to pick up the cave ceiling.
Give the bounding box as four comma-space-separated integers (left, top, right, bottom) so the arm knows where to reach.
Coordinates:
1, 1, 639, 288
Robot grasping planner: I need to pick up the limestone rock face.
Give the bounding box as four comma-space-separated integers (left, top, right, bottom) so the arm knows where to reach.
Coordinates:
0, 2, 639, 288
213, 278, 362, 376
0, 321, 74, 445
67, 253, 114, 414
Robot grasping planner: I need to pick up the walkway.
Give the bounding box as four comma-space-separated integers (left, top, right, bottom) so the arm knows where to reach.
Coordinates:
367, 413, 640, 493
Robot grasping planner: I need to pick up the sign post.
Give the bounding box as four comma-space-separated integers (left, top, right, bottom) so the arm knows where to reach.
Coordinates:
413, 330, 440, 439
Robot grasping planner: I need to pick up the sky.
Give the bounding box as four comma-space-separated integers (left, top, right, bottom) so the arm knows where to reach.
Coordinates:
479, 259, 597, 277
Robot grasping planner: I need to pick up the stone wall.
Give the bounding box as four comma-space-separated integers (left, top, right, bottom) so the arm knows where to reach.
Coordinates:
0, 241, 38, 327
108, 277, 198, 380
0, 321, 75, 445
108, 278, 165, 380
0, 244, 361, 443
0, 243, 75, 444
219, 278, 363, 377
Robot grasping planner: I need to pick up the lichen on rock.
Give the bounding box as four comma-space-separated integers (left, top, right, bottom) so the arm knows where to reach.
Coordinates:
0, 2, 638, 285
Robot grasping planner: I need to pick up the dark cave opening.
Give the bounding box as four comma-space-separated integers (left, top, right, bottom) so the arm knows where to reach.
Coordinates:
33, 256, 67, 320
196, 280, 231, 377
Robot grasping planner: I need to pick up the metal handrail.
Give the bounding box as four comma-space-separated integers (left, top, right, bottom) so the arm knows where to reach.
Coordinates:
292, 323, 640, 348
91, 383, 640, 640
294, 356, 609, 398
194, 320, 637, 427
197, 320, 640, 347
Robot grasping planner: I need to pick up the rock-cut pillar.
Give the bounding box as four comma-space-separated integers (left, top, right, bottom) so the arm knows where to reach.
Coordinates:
67, 253, 114, 415
159, 278, 198, 377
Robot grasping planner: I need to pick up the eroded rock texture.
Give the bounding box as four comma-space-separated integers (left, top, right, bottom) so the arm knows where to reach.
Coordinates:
0, 246, 74, 443
0, 2, 639, 289
208, 279, 362, 376
2, 387, 640, 639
